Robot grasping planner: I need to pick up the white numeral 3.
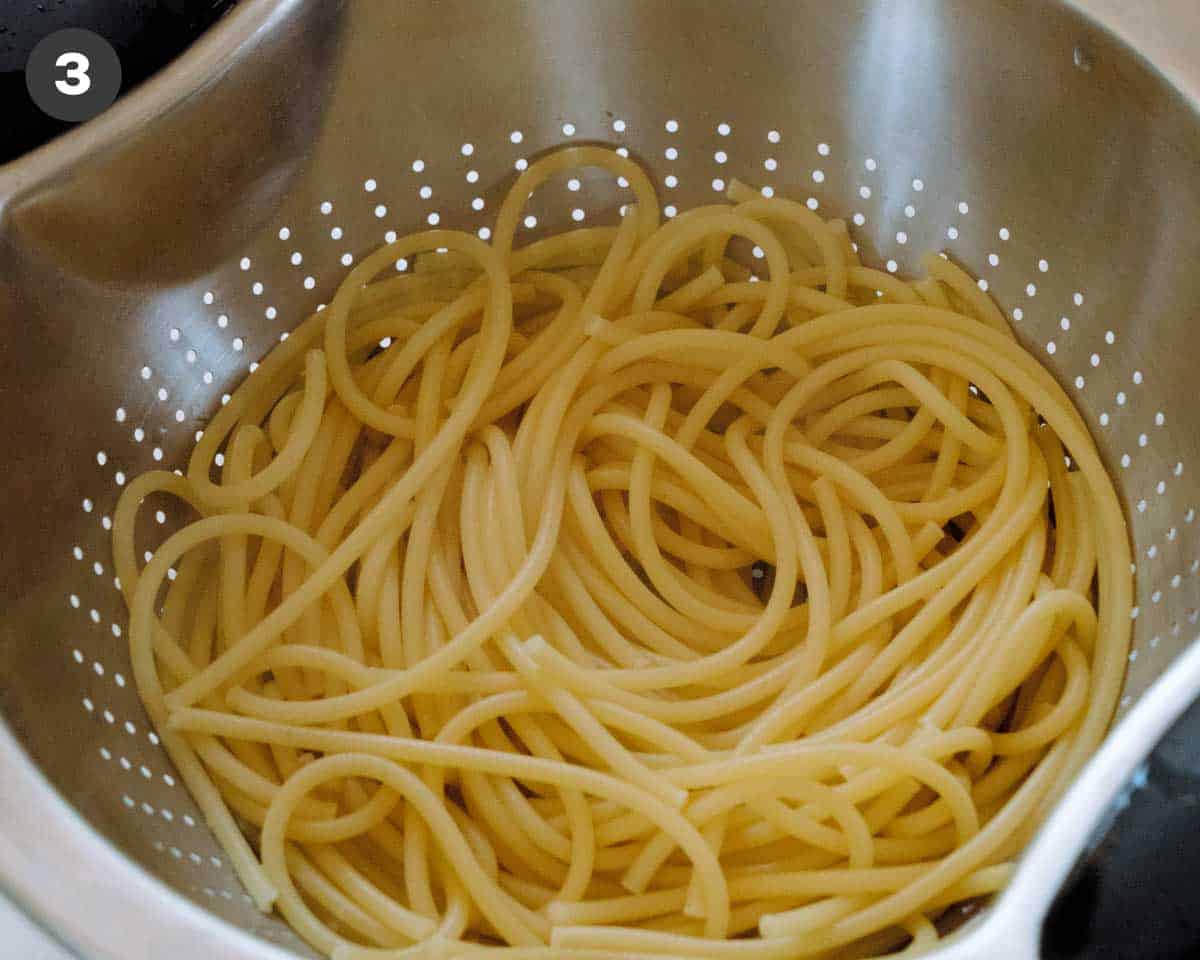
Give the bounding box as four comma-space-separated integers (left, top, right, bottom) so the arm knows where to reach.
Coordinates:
55, 51, 92, 96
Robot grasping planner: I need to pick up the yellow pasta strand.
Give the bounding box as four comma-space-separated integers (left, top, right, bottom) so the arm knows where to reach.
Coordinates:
113, 145, 1131, 959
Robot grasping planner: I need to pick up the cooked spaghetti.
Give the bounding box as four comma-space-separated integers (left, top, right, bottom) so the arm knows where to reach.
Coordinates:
113, 146, 1131, 959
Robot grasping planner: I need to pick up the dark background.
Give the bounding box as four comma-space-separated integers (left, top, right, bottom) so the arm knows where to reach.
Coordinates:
0, 0, 234, 164
1042, 695, 1200, 959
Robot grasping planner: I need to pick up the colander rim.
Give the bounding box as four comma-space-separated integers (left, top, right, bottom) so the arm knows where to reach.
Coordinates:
0, 728, 302, 960
1066, 0, 1200, 113
1, 1, 1199, 958
0, 0, 293, 201
0, 4, 310, 956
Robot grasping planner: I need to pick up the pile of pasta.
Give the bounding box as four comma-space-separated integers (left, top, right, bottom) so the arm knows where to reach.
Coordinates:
114, 146, 1131, 959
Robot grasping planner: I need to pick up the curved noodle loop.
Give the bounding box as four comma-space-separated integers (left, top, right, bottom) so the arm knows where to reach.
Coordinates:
114, 147, 1131, 959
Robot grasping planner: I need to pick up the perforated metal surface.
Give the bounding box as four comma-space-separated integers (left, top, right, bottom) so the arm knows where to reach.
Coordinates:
1, 2, 1199, 958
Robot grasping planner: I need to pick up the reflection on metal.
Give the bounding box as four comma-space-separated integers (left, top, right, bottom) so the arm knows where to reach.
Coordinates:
0, 2, 1198, 958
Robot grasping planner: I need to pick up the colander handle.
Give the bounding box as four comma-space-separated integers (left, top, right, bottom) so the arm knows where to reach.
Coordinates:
1038, 693, 1200, 959
935, 641, 1200, 960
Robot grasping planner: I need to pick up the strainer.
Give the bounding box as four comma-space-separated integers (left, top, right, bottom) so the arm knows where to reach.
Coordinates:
1, 1, 1199, 957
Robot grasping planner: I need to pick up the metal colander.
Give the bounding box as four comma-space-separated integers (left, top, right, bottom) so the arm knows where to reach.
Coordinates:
1, 1, 1199, 958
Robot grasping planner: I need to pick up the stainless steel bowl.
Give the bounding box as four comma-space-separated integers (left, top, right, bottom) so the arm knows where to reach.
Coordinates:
1, 2, 1198, 957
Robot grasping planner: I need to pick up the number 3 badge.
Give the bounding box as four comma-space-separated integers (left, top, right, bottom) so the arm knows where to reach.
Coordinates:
26, 28, 122, 124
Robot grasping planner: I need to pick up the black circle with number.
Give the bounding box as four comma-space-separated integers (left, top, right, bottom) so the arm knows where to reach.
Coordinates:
25, 28, 122, 124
